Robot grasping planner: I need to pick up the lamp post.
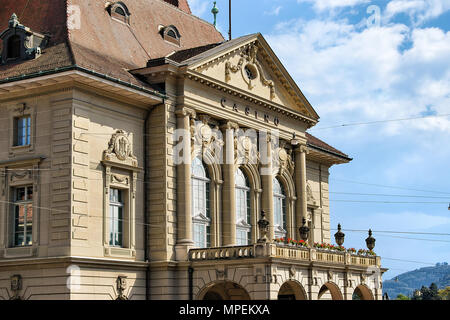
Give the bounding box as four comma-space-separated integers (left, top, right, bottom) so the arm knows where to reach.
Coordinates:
334, 223, 345, 246
365, 229, 376, 251
299, 218, 310, 242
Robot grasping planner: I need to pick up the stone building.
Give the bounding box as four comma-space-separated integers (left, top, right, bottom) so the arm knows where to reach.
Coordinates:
0, 0, 386, 300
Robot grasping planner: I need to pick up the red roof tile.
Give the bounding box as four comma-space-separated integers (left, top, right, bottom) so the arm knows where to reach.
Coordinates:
306, 133, 351, 160
0, 0, 223, 85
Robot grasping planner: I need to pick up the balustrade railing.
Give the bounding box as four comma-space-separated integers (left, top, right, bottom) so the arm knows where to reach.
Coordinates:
189, 243, 381, 268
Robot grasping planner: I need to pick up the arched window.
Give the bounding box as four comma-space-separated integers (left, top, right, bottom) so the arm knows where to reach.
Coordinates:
191, 157, 211, 248
235, 168, 251, 245
108, 2, 130, 24
7, 35, 21, 60
273, 178, 287, 239
162, 25, 181, 45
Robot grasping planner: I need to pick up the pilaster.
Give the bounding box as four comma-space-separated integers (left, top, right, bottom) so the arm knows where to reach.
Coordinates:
175, 106, 196, 260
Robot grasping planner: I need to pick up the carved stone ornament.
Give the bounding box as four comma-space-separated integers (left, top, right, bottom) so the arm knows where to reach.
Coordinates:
235, 133, 259, 166
10, 275, 22, 300
225, 42, 275, 100
116, 275, 128, 300
216, 266, 227, 280
275, 142, 294, 176
103, 130, 137, 167
306, 183, 317, 206
289, 266, 296, 278
327, 270, 333, 281
360, 273, 367, 284
191, 118, 224, 162
10, 170, 32, 183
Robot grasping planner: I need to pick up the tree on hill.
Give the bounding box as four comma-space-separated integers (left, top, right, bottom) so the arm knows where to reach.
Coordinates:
396, 294, 410, 300
438, 287, 450, 300
412, 283, 442, 300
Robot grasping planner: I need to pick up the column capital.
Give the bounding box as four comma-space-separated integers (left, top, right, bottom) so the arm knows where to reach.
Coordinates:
294, 144, 310, 155
175, 106, 196, 119
219, 120, 239, 131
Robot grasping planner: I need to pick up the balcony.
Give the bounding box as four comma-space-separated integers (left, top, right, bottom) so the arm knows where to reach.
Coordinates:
189, 242, 381, 268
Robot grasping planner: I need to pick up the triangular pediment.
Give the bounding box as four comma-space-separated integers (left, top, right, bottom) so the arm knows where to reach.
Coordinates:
183, 33, 319, 120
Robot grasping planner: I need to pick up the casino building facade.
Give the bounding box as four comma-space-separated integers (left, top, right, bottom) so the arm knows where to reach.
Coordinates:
0, 0, 385, 300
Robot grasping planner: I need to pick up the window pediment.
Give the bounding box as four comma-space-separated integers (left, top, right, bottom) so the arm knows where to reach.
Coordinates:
102, 130, 139, 170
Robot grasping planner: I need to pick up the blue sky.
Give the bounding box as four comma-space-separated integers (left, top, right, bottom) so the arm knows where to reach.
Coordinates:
190, 0, 450, 280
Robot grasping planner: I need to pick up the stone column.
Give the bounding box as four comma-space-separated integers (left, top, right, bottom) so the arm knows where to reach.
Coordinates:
220, 121, 239, 246
260, 132, 274, 241
294, 145, 309, 239
175, 106, 196, 261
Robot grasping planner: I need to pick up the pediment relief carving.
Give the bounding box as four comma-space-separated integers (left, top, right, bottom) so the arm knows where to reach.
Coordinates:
10, 169, 32, 183
103, 130, 138, 167
190, 37, 318, 120
224, 43, 275, 100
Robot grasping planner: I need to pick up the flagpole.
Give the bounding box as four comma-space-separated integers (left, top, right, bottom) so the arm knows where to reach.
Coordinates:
228, 0, 232, 40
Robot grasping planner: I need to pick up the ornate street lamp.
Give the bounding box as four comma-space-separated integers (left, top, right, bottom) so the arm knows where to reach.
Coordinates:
299, 218, 310, 242
257, 210, 270, 243
334, 223, 345, 246
365, 229, 376, 251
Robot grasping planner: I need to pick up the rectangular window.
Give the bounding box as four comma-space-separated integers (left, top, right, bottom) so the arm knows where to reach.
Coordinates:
13, 186, 33, 247
109, 188, 123, 247
14, 116, 31, 146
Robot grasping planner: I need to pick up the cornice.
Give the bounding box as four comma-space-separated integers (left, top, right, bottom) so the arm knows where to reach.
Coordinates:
185, 70, 318, 128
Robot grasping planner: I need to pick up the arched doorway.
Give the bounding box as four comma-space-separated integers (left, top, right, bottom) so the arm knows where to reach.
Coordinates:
198, 281, 251, 300
353, 285, 374, 300
278, 281, 308, 300
318, 282, 344, 300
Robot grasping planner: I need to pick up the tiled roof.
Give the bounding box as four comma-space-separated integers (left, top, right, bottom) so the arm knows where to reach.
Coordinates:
306, 133, 351, 160
0, 0, 224, 86
167, 43, 223, 63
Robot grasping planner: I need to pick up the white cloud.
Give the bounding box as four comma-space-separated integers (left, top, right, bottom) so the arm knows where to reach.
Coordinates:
264, 6, 283, 16
189, 0, 210, 17
266, 19, 450, 135
385, 0, 450, 25
297, 0, 370, 11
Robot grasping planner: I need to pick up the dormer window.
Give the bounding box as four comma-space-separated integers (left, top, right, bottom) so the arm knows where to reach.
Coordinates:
161, 25, 181, 46
7, 35, 21, 60
0, 14, 47, 65
107, 2, 131, 24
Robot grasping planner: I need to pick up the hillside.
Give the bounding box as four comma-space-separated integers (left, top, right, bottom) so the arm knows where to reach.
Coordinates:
383, 263, 450, 299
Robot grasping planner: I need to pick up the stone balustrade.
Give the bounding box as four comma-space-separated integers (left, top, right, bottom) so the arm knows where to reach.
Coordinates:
189, 243, 381, 268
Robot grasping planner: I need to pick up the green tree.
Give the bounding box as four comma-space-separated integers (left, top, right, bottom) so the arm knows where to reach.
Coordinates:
396, 294, 410, 300
421, 283, 442, 300
438, 287, 450, 300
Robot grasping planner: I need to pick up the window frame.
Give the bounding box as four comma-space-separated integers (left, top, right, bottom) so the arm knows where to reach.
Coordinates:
0, 157, 42, 257
8, 103, 35, 156
12, 186, 34, 247
101, 130, 140, 259
108, 2, 131, 24
235, 168, 252, 245
162, 25, 181, 46
109, 188, 124, 248
191, 157, 211, 248
273, 178, 287, 239
13, 115, 31, 147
